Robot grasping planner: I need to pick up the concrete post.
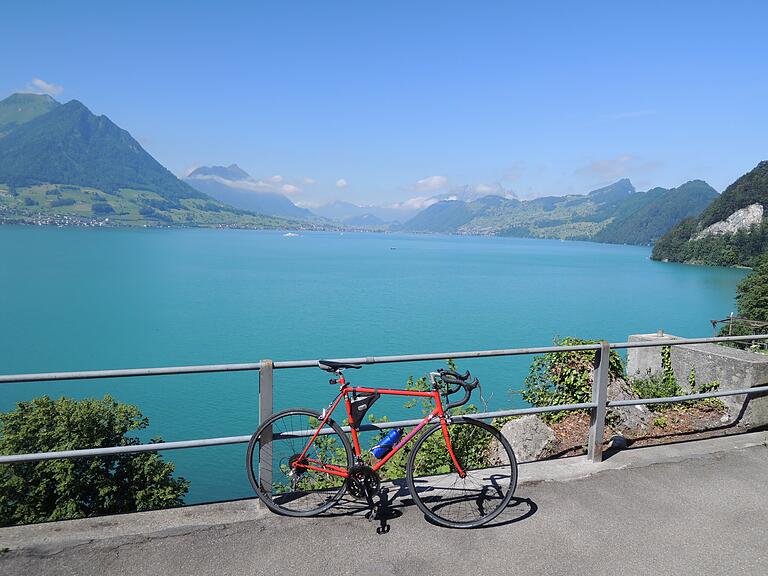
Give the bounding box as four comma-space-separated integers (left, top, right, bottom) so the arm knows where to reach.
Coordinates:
587, 342, 610, 463
259, 360, 274, 491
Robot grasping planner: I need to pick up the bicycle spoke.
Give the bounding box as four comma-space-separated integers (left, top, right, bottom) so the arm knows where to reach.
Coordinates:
407, 419, 517, 528
247, 409, 352, 517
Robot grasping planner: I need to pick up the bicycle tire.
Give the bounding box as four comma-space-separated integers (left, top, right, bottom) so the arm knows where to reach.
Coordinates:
406, 417, 518, 528
246, 408, 353, 517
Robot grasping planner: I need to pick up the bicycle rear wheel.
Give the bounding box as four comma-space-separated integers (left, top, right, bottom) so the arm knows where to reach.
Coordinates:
406, 417, 517, 528
246, 408, 353, 517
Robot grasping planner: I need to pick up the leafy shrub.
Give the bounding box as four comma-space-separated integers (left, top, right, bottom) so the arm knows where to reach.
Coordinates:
0, 396, 188, 526
630, 346, 682, 411
522, 337, 624, 422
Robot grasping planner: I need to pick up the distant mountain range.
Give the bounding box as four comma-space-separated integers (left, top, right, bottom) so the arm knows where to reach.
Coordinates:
399, 178, 719, 245
0, 93, 296, 228
0, 92, 738, 248
184, 164, 314, 220
652, 161, 768, 266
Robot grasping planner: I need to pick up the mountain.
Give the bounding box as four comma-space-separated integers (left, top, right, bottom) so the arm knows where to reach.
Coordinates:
0, 98, 205, 201
184, 164, 314, 219
0, 93, 60, 136
312, 200, 415, 223
593, 180, 719, 244
342, 212, 385, 227
652, 161, 768, 266
401, 178, 717, 245
0, 94, 296, 228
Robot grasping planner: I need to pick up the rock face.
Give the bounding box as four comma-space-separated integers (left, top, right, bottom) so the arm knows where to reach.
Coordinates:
493, 415, 555, 463
607, 377, 653, 432
694, 203, 763, 239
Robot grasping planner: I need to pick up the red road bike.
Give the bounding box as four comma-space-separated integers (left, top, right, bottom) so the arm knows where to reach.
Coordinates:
246, 361, 518, 528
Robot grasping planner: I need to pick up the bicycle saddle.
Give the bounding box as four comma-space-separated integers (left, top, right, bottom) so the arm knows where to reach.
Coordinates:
318, 360, 362, 372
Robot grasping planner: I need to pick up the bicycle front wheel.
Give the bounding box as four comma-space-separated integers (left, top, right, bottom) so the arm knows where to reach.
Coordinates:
246, 408, 353, 517
406, 417, 517, 528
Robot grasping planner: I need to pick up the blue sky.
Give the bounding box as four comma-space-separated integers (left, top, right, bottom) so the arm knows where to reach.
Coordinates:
4, 1, 767, 207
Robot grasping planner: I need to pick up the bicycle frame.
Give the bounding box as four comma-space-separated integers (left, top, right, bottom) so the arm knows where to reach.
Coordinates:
292, 372, 466, 479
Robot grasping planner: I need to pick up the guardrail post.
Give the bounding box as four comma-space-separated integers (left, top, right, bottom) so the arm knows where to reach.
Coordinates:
259, 360, 274, 491
587, 341, 610, 463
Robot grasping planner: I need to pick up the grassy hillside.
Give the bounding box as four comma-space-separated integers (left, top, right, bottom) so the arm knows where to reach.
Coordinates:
0, 183, 295, 228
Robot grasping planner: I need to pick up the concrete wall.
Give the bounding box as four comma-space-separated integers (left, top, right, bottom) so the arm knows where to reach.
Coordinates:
627, 333, 768, 427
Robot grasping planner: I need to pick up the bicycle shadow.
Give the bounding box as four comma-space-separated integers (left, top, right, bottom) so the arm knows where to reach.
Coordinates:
320, 478, 537, 533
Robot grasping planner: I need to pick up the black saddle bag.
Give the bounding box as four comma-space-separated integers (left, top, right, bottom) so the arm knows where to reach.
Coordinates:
349, 393, 380, 430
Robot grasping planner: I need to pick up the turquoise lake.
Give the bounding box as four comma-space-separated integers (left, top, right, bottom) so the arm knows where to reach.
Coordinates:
0, 226, 749, 503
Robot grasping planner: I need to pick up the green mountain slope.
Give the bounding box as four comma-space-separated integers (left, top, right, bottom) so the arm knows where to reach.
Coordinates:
0, 98, 204, 201
402, 178, 716, 245
0, 93, 59, 136
0, 94, 301, 229
652, 161, 768, 266
593, 180, 718, 244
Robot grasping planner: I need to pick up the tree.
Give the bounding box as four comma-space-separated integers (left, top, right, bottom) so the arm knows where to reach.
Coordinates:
0, 395, 188, 526
735, 255, 768, 322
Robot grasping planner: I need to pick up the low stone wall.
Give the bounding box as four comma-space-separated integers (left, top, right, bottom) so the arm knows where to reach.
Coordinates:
627, 333, 768, 427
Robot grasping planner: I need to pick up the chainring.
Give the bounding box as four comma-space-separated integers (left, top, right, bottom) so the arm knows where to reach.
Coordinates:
346, 464, 380, 499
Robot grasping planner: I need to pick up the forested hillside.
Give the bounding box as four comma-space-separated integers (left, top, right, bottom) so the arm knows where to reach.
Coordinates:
652, 162, 768, 266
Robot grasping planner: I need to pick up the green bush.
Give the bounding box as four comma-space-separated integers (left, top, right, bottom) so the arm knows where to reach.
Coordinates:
630, 346, 682, 411
522, 337, 624, 422
0, 395, 188, 526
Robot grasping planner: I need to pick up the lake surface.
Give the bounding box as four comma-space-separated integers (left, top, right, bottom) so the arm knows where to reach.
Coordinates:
0, 226, 749, 502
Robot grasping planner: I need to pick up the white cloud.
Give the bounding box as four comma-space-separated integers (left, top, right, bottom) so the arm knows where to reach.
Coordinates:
281, 184, 301, 195
605, 110, 657, 121
575, 155, 661, 182
336, 178, 348, 189
473, 183, 497, 195
268, 175, 284, 183
187, 173, 276, 193
575, 155, 636, 180
388, 196, 440, 211
303, 177, 317, 185
414, 175, 448, 191
25, 78, 63, 96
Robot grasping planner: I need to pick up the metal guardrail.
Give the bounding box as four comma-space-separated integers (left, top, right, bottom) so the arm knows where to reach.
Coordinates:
1, 333, 768, 466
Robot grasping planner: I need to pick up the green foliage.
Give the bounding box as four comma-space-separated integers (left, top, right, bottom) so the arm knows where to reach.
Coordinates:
735, 256, 768, 322
652, 161, 768, 267
522, 337, 624, 422
370, 359, 482, 482
652, 416, 668, 428
631, 349, 724, 412
0, 395, 188, 526
631, 346, 682, 411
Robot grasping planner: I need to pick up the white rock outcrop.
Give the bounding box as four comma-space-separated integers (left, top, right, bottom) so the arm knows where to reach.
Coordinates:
694, 203, 763, 239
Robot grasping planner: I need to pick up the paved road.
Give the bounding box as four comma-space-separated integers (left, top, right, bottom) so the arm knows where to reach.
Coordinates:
3, 444, 767, 576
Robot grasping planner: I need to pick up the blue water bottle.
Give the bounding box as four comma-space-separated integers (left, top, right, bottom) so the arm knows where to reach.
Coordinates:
371, 429, 403, 458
